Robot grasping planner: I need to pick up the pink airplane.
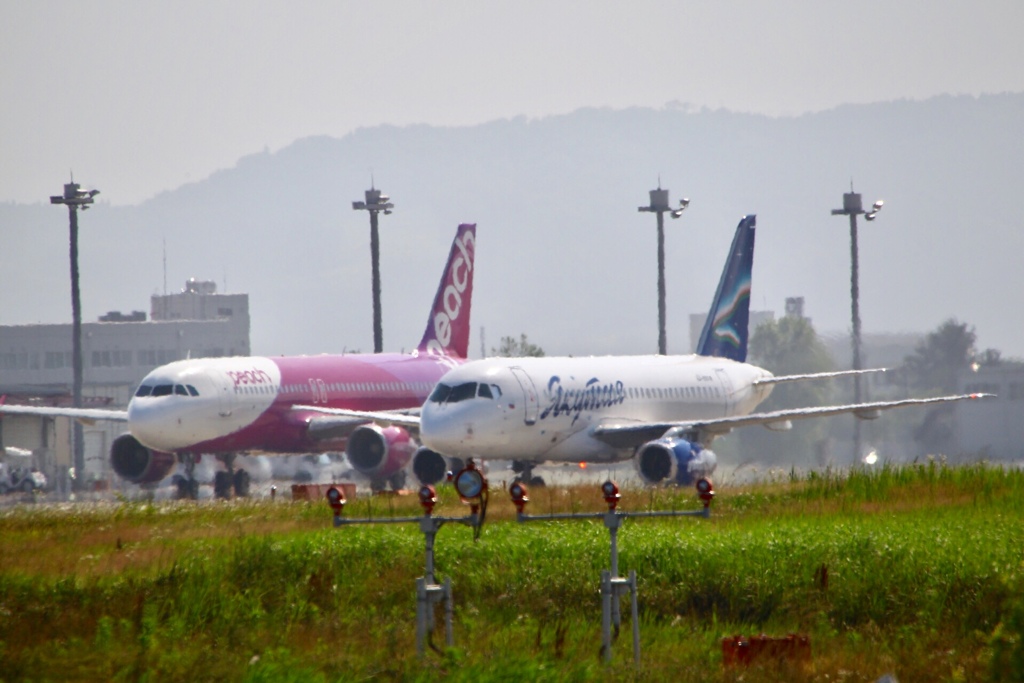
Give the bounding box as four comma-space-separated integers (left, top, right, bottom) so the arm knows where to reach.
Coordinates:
1, 223, 476, 498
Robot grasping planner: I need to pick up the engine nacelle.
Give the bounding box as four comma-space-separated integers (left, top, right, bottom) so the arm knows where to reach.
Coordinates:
634, 437, 717, 486
346, 424, 415, 480
110, 434, 177, 485
411, 447, 465, 485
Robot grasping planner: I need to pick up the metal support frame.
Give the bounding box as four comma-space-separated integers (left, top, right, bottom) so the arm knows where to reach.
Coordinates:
333, 509, 479, 657
514, 485, 710, 664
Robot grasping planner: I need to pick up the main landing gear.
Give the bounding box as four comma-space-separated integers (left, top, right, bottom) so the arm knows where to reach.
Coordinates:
213, 453, 250, 499
369, 468, 407, 494
173, 454, 200, 500
172, 453, 250, 500
512, 460, 545, 487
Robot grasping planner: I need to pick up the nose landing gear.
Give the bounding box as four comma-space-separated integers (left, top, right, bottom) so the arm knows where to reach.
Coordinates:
511, 460, 545, 487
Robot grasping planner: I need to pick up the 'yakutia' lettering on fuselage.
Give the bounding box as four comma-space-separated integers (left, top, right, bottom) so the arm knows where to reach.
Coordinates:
539, 376, 626, 425
426, 229, 475, 356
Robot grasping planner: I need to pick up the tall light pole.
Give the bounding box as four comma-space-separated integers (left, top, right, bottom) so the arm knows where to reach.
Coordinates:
50, 179, 99, 491
831, 188, 883, 463
352, 185, 394, 353
639, 185, 689, 355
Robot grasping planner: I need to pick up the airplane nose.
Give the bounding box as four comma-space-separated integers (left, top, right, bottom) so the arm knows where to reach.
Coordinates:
419, 403, 465, 454
128, 399, 186, 451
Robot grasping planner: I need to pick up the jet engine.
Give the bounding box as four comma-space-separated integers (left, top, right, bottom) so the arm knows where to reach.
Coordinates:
345, 424, 416, 481
110, 434, 177, 485
410, 447, 465, 485
634, 437, 717, 486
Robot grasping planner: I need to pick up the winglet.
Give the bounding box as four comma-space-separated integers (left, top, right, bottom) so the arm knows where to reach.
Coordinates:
417, 223, 476, 358
696, 215, 756, 362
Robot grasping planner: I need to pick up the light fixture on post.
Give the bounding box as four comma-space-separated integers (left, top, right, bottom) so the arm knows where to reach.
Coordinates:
50, 178, 100, 491
352, 184, 394, 353
639, 185, 689, 355
831, 186, 884, 463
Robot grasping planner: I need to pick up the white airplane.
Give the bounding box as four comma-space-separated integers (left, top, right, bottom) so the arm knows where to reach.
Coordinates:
307, 215, 990, 486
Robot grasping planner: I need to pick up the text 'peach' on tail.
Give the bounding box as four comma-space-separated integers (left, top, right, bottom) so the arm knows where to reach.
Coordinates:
417, 223, 476, 358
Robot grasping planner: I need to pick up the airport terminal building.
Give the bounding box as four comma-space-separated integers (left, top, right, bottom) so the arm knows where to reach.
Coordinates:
0, 280, 250, 488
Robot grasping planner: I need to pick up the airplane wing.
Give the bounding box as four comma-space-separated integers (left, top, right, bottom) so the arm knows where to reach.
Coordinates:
0, 404, 129, 423
291, 405, 422, 441
753, 367, 887, 386
592, 393, 994, 449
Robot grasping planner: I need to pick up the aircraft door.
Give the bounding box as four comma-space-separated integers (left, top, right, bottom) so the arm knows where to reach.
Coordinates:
509, 367, 540, 426
213, 369, 235, 418
714, 368, 735, 416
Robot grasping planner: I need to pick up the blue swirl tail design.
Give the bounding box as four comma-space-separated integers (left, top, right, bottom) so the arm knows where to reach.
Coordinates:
696, 215, 756, 362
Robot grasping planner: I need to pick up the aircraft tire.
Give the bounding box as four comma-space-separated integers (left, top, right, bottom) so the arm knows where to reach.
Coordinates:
214, 471, 233, 499
178, 479, 199, 499
528, 475, 546, 487
22, 480, 34, 493
388, 470, 407, 491
233, 469, 251, 497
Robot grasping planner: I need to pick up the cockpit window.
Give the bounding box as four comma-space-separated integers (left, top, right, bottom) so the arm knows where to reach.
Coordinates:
448, 382, 478, 403
429, 383, 452, 404
477, 383, 493, 399
174, 385, 189, 396
491, 384, 502, 399
186, 385, 199, 396
134, 385, 153, 397
151, 384, 174, 397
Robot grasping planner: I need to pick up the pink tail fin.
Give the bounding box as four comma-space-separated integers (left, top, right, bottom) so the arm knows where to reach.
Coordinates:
417, 223, 476, 358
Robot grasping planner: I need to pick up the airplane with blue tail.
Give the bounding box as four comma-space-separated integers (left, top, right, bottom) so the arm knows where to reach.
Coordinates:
307, 214, 991, 487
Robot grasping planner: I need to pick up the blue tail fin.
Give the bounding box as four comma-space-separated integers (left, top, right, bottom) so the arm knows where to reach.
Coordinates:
696, 215, 756, 362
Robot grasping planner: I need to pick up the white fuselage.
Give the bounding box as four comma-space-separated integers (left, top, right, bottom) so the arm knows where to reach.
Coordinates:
420, 355, 775, 463
127, 352, 457, 455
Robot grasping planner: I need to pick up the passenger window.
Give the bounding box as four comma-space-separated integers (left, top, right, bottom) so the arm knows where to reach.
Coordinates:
152, 385, 173, 397
478, 383, 493, 399
134, 385, 153, 397
429, 383, 452, 403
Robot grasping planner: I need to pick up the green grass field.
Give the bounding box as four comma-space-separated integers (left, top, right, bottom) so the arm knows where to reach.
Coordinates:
1, 461, 1023, 682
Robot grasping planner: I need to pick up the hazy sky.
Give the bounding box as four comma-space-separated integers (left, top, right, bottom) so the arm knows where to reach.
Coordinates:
3, 1, 1023, 206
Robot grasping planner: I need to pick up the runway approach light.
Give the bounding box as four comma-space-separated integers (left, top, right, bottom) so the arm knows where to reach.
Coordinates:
454, 461, 486, 504
602, 480, 621, 511
326, 485, 346, 516
418, 485, 437, 516
509, 481, 529, 514
696, 478, 715, 508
